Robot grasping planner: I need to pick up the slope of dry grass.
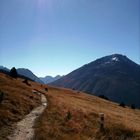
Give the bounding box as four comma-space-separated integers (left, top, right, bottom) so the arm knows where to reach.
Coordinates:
34, 86, 140, 140
1, 72, 140, 140
0, 73, 41, 139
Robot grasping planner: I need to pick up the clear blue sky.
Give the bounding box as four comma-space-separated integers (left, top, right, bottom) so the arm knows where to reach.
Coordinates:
0, 0, 140, 77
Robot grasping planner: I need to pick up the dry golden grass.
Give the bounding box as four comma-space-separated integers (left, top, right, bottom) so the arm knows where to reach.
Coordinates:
0, 73, 41, 139
34, 86, 140, 140
1, 72, 140, 140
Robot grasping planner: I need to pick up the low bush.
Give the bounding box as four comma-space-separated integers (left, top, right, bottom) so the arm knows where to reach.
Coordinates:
98, 95, 109, 100
23, 79, 31, 86
66, 111, 72, 121
0, 90, 4, 103
119, 102, 125, 107
131, 104, 135, 109
45, 88, 48, 92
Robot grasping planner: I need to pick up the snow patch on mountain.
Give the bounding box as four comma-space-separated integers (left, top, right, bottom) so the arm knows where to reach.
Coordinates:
112, 57, 119, 61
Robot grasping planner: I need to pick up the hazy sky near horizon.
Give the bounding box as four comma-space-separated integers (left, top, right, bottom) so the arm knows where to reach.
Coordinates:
0, 0, 140, 77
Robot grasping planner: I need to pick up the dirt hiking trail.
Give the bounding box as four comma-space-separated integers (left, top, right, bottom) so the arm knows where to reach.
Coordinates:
8, 93, 47, 140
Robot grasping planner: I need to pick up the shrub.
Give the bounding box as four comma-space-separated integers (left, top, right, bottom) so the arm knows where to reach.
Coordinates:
66, 111, 72, 121
10, 67, 18, 78
23, 79, 31, 86
98, 95, 109, 100
0, 90, 4, 103
119, 102, 125, 107
45, 88, 48, 92
131, 104, 135, 109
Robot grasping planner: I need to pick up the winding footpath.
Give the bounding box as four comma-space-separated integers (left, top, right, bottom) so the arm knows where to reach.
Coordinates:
8, 93, 47, 140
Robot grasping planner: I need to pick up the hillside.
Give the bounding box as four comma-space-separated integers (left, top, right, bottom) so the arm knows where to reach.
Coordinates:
1, 72, 140, 140
50, 54, 140, 108
34, 86, 140, 140
0, 73, 41, 139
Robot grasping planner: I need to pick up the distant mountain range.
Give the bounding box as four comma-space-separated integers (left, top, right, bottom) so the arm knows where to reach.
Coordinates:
0, 66, 44, 84
50, 54, 140, 107
17, 68, 44, 84
0, 66, 62, 84
0, 66, 9, 72
40, 75, 63, 84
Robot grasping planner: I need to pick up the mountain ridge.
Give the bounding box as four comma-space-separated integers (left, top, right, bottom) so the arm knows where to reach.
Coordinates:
40, 75, 63, 84
0, 66, 44, 84
50, 54, 140, 107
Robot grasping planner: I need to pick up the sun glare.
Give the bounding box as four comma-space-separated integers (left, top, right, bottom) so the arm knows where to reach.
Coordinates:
37, 0, 52, 11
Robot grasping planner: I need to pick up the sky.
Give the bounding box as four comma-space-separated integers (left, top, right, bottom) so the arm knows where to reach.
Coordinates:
0, 0, 140, 77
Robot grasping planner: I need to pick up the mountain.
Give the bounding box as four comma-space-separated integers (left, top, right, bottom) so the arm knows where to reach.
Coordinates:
0, 66, 10, 72
40, 75, 62, 84
17, 68, 44, 84
0, 66, 44, 84
50, 54, 140, 107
